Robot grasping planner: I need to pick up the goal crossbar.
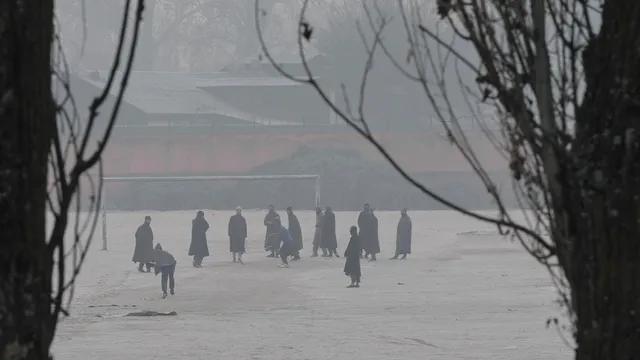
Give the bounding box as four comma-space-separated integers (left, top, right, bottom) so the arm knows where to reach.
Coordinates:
103, 175, 319, 182
100, 174, 321, 251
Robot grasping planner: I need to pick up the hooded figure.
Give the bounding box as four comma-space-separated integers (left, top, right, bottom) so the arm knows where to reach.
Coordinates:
323, 207, 339, 257
357, 204, 375, 259
229, 207, 248, 263
132, 216, 154, 273
344, 226, 361, 288
263, 205, 280, 257
286, 207, 303, 260
367, 209, 381, 261
189, 210, 210, 267
154, 243, 177, 298
312, 207, 326, 257
392, 208, 412, 260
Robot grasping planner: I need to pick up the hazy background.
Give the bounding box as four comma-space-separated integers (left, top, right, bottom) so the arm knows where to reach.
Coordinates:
55, 0, 515, 211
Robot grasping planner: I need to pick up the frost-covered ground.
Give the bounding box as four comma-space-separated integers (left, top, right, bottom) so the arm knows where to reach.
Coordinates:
52, 210, 570, 360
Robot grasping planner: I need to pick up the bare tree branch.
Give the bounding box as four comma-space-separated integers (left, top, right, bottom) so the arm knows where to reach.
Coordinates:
255, 0, 550, 250
48, 0, 145, 323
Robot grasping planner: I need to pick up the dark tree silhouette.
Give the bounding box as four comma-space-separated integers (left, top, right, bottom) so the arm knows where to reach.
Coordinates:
0, 0, 144, 358
256, 0, 640, 358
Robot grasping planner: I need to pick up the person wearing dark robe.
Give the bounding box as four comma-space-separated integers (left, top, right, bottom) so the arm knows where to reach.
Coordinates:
392, 208, 412, 260
154, 243, 177, 299
357, 203, 373, 259
344, 226, 361, 288
367, 209, 381, 261
323, 206, 339, 257
228, 206, 248, 264
189, 210, 210, 268
263, 205, 280, 257
311, 206, 326, 257
277, 219, 294, 268
286, 207, 303, 260
132, 215, 154, 273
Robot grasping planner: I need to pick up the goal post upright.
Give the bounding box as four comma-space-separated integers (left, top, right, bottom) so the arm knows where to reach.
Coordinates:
100, 174, 321, 251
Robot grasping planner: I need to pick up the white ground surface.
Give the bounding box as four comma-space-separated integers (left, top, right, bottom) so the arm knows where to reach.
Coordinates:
52, 210, 571, 360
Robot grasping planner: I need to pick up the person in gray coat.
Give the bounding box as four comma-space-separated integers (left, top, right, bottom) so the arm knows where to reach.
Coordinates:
391, 208, 412, 260
132, 216, 154, 273
323, 207, 339, 257
154, 243, 177, 299
311, 207, 327, 257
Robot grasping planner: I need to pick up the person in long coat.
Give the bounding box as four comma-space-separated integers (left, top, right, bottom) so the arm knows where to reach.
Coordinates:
132, 215, 154, 273
357, 203, 373, 259
286, 207, 303, 260
263, 205, 280, 257
392, 208, 412, 260
189, 210, 210, 268
368, 209, 381, 261
323, 206, 339, 257
344, 226, 361, 288
311, 206, 326, 257
228, 207, 248, 263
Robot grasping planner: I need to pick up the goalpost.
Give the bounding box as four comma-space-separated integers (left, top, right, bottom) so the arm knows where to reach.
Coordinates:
100, 174, 321, 251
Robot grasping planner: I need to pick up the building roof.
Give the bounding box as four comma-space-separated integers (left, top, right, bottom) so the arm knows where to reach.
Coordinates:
194, 76, 303, 88
75, 70, 302, 125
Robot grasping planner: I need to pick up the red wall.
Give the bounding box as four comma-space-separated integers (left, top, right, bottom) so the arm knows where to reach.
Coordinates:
103, 131, 507, 175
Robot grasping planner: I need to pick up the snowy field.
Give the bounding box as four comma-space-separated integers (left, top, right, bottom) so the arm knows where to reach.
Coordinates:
52, 210, 570, 360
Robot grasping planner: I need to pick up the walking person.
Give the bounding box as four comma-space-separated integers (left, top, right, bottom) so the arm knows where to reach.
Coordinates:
323, 206, 339, 257
189, 210, 210, 267
264, 205, 280, 257
277, 218, 294, 268
391, 208, 412, 260
228, 207, 248, 264
132, 215, 154, 273
153, 243, 177, 299
312, 206, 327, 257
357, 204, 374, 260
344, 226, 362, 288
368, 209, 381, 261
286, 206, 303, 260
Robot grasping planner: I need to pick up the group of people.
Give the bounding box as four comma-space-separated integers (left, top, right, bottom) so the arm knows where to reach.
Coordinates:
131, 204, 413, 296
131, 215, 177, 299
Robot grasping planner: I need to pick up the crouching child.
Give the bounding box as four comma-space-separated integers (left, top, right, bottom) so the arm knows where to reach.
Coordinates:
277, 219, 294, 268
154, 243, 177, 299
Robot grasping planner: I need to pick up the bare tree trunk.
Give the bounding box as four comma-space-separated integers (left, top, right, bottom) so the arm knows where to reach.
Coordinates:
570, 205, 640, 359
0, 1, 56, 359
568, 3, 640, 356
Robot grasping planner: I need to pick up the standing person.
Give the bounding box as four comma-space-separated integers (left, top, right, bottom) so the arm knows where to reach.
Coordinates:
311, 206, 327, 257
344, 226, 361, 288
189, 210, 210, 268
263, 205, 280, 258
357, 203, 373, 259
153, 243, 177, 299
368, 209, 381, 261
132, 215, 154, 273
392, 208, 412, 260
323, 206, 339, 257
286, 206, 303, 260
228, 206, 248, 264
277, 218, 294, 268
